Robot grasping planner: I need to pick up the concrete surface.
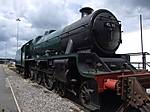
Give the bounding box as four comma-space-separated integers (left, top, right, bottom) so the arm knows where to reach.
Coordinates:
0, 64, 18, 112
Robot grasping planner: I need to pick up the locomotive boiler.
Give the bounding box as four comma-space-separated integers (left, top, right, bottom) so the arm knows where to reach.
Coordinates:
15, 7, 150, 112
32, 7, 121, 57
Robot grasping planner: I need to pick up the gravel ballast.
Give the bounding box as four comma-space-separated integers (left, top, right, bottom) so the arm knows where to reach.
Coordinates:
4, 66, 84, 112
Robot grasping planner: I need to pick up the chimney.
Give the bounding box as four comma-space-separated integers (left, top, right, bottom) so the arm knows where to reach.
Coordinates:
79, 7, 94, 18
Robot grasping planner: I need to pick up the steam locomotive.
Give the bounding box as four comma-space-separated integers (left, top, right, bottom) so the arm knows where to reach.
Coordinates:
15, 7, 150, 112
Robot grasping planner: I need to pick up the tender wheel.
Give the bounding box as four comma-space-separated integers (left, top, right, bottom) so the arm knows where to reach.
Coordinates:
36, 72, 43, 84
20, 70, 24, 77
59, 83, 66, 97
79, 81, 94, 109
18, 69, 21, 74
23, 70, 29, 79
55, 81, 66, 97
29, 68, 35, 80
44, 74, 55, 90
16, 68, 20, 74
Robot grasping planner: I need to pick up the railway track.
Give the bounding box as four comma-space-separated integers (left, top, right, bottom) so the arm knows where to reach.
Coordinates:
9, 65, 150, 112
1, 65, 19, 112
7, 66, 95, 112
30, 78, 97, 112
63, 97, 90, 112
5, 68, 126, 112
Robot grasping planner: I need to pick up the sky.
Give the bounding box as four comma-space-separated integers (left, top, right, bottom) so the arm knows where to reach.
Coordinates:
0, 0, 150, 64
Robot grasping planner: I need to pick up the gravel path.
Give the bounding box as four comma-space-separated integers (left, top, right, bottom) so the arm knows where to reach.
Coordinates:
3, 65, 84, 112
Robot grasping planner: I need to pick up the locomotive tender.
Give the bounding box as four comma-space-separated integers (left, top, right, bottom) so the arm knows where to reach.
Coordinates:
15, 7, 150, 112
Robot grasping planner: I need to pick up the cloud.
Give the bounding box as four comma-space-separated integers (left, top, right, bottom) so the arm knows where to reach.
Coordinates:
129, 0, 150, 10
80, 0, 150, 32
0, 16, 16, 41
20, 0, 73, 29
117, 29, 150, 54
117, 29, 150, 67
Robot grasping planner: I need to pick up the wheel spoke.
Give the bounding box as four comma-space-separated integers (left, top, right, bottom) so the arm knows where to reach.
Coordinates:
79, 81, 93, 109
36, 72, 42, 84
29, 69, 35, 80
81, 89, 86, 94
44, 75, 54, 90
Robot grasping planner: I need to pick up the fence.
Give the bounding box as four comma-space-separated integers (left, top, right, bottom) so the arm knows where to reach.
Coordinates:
127, 52, 150, 70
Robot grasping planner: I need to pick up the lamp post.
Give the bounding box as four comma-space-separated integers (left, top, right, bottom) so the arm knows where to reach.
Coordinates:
5, 41, 7, 64
16, 18, 21, 51
140, 15, 146, 70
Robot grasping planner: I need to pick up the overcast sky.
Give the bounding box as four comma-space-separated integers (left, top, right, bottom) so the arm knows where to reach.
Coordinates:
0, 0, 150, 60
